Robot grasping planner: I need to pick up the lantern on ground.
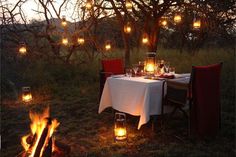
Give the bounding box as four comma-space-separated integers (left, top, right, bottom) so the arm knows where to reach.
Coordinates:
105, 40, 111, 51
193, 18, 201, 30
85, 0, 92, 10
142, 33, 149, 45
125, 0, 132, 12
22, 87, 32, 103
61, 16, 67, 27
19, 42, 27, 54
145, 52, 156, 77
114, 112, 127, 141
124, 22, 132, 34
174, 14, 182, 23
77, 37, 85, 45
62, 37, 68, 45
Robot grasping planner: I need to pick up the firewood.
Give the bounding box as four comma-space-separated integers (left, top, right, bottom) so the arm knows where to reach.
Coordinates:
33, 118, 52, 157
42, 136, 52, 157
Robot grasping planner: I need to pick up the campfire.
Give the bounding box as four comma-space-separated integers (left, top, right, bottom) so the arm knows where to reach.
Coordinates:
19, 107, 70, 157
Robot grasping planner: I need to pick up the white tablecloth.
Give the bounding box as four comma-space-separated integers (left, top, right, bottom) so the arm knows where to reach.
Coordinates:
98, 74, 190, 129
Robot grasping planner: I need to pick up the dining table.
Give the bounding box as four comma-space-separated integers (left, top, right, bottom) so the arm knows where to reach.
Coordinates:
98, 73, 190, 129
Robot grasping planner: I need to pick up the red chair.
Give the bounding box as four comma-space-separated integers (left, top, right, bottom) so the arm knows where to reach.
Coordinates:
190, 62, 223, 138
99, 58, 125, 97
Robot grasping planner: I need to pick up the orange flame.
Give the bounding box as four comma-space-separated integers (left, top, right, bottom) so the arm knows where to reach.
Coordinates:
21, 107, 59, 157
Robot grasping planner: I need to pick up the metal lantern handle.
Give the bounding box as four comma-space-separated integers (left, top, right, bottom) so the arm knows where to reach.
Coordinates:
115, 112, 126, 122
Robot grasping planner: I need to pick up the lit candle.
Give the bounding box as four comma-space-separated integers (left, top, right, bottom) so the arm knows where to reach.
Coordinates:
193, 19, 201, 29
86, 0, 92, 10
62, 37, 68, 45
77, 37, 85, 45
125, 0, 132, 11
61, 16, 67, 27
174, 14, 182, 23
114, 128, 127, 140
161, 20, 167, 27
124, 22, 132, 33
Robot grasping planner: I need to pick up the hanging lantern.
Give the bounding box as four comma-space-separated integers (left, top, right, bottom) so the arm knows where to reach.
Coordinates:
174, 14, 182, 23
193, 18, 201, 30
19, 42, 27, 54
160, 18, 168, 27
142, 33, 149, 45
61, 15, 67, 27
145, 52, 156, 77
124, 22, 132, 34
22, 87, 32, 103
85, 0, 92, 10
77, 37, 85, 45
105, 40, 111, 51
125, 0, 132, 11
62, 37, 68, 45
114, 112, 127, 141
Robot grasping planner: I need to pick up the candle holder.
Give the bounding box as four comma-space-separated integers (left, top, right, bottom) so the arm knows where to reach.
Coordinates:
114, 112, 127, 141
22, 87, 32, 103
145, 52, 156, 78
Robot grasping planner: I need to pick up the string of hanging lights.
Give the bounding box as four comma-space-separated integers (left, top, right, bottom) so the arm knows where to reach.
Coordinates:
17, 0, 202, 55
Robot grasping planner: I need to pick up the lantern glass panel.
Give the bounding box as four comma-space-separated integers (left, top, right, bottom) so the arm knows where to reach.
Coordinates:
114, 112, 127, 141
22, 87, 32, 103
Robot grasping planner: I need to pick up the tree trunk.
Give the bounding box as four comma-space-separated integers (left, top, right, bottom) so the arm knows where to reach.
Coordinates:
147, 24, 160, 53
122, 31, 130, 67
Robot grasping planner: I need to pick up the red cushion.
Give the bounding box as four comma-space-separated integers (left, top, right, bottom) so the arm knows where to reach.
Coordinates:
190, 63, 222, 138
101, 59, 124, 77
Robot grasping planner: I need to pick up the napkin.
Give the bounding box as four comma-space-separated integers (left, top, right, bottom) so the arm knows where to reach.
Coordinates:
159, 74, 175, 79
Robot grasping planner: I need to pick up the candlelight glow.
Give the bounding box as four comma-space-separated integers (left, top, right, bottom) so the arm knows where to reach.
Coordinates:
61, 16, 67, 27
174, 14, 182, 23
146, 63, 155, 72
19, 46, 27, 54
22, 94, 33, 103
77, 37, 85, 45
62, 37, 68, 45
193, 19, 201, 29
114, 128, 127, 140
124, 22, 132, 33
125, 0, 132, 11
19, 43, 27, 54
161, 20, 167, 27
142, 34, 149, 45
22, 87, 32, 103
105, 41, 111, 51
85, 0, 92, 10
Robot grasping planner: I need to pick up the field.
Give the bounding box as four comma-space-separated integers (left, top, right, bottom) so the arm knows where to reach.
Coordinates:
1, 48, 235, 157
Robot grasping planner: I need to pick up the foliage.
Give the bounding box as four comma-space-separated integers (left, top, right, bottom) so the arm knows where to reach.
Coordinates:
1, 48, 235, 157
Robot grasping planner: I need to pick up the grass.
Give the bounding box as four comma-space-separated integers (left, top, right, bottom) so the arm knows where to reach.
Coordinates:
1, 48, 235, 157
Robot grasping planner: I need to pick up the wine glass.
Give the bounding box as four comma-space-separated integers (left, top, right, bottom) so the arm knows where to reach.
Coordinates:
132, 65, 139, 76
164, 61, 170, 73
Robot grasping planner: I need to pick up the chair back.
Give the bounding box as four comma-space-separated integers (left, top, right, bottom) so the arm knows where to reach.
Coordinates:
190, 62, 222, 138
101, 58, 124, 77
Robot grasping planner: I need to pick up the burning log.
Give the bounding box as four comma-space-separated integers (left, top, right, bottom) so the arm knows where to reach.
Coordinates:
19, 107, 70, 157
34, 118, 52, 157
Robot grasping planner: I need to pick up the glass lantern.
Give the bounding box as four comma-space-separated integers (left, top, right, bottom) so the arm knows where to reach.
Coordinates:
174, 14, 182, 23
125, 0, 132, 12
61, 15, 67, 27
124, 22, 132, 34
19, 42, 27, 54
105, 40, 112, 51
22, 87, 32, 103
145, 52, 156, 77
85, 0, 92, 10
114, 112, 127, 141
193, 18, 201, 30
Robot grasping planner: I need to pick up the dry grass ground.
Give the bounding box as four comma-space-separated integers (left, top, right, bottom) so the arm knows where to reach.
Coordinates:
1, 49, 235, 157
